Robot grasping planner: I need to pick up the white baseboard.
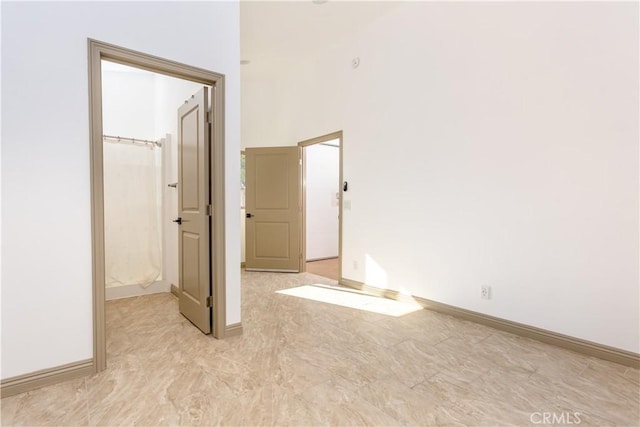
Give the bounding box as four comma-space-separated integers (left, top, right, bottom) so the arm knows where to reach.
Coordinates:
105, 280, 171, 300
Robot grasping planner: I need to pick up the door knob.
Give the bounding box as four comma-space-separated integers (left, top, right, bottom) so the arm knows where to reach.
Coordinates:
246, 213, 253, 218
173, 217, 182, 225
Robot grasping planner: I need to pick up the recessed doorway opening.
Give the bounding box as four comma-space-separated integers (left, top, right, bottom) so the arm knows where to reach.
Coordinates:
88, 39, 227, 373
101, 60, 205, 302
300, 131, 343, 281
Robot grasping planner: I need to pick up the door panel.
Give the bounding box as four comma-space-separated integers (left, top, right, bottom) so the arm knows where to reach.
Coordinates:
255, 223, 290, 258
180, 109, 200, 210
177, 87, 211, 334
256, 157, 290, 208
245, 147, 301, 272
181, 232, 201, 300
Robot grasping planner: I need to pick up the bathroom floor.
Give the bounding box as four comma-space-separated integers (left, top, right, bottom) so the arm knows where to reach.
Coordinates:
2, 270, 639, 426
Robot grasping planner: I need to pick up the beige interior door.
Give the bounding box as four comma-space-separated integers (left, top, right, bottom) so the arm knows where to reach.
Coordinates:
177, 87, 211, 334
245, 147, 301, 272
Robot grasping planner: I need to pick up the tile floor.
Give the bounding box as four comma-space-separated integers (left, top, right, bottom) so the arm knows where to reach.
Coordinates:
1, 271, 639, 426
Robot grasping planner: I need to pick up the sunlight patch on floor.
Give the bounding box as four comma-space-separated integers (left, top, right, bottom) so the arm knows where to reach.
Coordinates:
276, 284, 423, 317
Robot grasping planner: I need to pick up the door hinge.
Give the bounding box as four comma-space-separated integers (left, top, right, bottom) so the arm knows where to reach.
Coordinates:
206, 111, 212, 123
206, 205, 212, 216
206, 296, 214, 307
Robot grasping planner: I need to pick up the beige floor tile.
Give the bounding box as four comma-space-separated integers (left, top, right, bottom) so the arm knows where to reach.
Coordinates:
2, 270, 639, 426
1, 379, 88, 427
411, 374, 481, 426
354, 376, 454, 426
624, 367, 640, 386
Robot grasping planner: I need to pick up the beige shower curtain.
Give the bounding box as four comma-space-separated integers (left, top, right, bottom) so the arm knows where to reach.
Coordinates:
103, 139, 162, 288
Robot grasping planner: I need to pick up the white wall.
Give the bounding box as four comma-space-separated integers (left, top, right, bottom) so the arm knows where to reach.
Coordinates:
240, 66, 294, 149
242, 2, 639, 352
306, 143, 340, 260
102, 69, 157, 139
1, 1, 241, 379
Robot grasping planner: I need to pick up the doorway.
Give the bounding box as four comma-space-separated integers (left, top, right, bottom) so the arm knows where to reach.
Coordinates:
242, 131, 343, 279
101, 61, 203, 301
299, 131, 343, 281
101, 61, 216, 335
88, 39, 227, 373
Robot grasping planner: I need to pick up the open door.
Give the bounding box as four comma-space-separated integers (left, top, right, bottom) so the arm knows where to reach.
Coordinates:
177, 87, 212, 333
245, 147, 301, 272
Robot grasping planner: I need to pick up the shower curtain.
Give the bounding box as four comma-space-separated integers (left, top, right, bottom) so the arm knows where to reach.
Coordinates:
103, 140, 162, 288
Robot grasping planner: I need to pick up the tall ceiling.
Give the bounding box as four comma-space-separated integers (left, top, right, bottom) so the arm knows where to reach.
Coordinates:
240, 1, 400, 68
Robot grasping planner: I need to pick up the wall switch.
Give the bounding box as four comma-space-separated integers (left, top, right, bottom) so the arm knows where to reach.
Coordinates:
344, 200, 351, 210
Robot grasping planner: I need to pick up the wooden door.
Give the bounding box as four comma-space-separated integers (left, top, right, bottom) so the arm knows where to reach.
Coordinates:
177, 87, 211, 333
245, 147, 301, 272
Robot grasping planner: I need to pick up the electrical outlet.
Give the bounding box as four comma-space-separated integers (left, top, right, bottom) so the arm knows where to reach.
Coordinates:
353, 260, 358, 270
481, 285, 492, 300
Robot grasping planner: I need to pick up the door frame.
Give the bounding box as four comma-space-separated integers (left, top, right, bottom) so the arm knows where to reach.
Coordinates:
88, 39, 227, 373
298, 131, 343, 278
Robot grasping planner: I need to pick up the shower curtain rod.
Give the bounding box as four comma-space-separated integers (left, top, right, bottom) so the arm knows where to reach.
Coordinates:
103, 134, 162, 148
